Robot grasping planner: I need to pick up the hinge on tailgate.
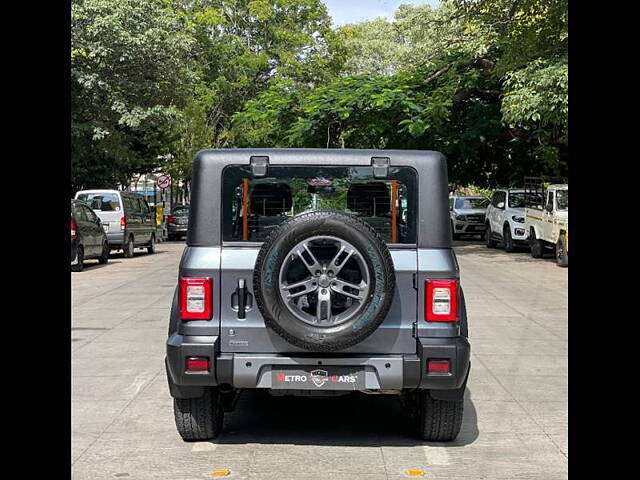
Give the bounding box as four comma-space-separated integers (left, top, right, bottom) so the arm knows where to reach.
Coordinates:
371, 156, 389, 178
412, 322, 418, 338
250, 156, 269, 177
412, 272, 418, 290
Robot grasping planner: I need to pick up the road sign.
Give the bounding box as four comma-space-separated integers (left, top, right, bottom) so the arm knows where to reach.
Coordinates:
157, 175, 171, 189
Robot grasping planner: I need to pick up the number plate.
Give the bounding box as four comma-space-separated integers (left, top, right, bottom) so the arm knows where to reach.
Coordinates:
271, 366, 364, 390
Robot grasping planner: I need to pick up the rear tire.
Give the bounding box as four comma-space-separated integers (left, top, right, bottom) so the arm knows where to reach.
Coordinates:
416, 390, 464, 441
485, 223, 496, 248
503, 225, 515, 252
71, 246, 84, 272
529, 229, 544, 258
123, 236, 134, 258
147, 234, 156, 254
173, 388, 224, 441
556, 234, 568, 267
98, 242, 109, 264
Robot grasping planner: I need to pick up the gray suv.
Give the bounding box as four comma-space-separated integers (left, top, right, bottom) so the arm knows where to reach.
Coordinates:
165, 149, 470, 441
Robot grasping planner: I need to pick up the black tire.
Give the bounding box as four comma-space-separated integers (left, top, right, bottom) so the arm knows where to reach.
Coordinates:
479, 231, 486, 241
71, 246, 84, 272
253, 210, 396, 352
147, 234, 156, 254
485, 223, 496, 248
416, 390, 464, 442
503, 225, 515, 252
529, 229, 544, 258
173, 387, 223, 441
556, 233, 568, 267
451, 221, 459, 240
123, 236, 134, 258
98, 242, 109, 264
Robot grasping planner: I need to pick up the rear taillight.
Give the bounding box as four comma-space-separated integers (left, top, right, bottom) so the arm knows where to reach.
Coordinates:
427, 359, 451, 374
186, 357, 209, 372
120, 216, 126, 231
168, 216, 176, 224
425, 279, 458, 322
180, 277, 212, 320
71, 219, 77, 239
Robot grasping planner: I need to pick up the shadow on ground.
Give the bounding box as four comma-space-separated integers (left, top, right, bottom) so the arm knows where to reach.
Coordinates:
73, 260, 122, 272
207, 388, 479, 448
453, 239, 558, 264
108, 249, 169, 259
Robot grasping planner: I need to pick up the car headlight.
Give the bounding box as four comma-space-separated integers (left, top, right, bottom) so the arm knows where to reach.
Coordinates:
512, 215, 524, 223
456, 215, 467, 221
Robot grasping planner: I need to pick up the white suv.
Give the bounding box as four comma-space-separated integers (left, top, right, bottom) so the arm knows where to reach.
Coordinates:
449, 195, 490, 240
485, 188, 528, 252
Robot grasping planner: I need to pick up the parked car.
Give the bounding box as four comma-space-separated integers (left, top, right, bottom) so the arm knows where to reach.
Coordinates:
167, 205, 189, 241
485, 188, 528, 252
524, 181, 568, 267
166, 149, 470, 442
449, 195, 489, 239
74, 190, 157, 257
71, 200, 109, 272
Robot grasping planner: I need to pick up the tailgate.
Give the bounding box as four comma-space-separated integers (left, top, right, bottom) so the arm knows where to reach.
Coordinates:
218, 247, 417, 354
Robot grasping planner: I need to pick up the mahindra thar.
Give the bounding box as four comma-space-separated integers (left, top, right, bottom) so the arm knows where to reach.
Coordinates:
165, 149, 470, 441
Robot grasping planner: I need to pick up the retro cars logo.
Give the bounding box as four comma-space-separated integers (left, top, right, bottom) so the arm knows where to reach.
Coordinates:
310, 369, 328, 387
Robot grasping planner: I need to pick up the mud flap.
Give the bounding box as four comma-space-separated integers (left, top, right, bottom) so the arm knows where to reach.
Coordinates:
430, 363, 470, 401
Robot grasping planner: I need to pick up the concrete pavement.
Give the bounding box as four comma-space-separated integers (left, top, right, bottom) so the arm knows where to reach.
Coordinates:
72, 240, 567, 479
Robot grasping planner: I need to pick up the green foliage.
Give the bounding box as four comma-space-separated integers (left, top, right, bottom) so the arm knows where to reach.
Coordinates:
71, 0, 195, 191
501, 57, 568, 143
71, 0, 568, 191
166, 0, 342, 148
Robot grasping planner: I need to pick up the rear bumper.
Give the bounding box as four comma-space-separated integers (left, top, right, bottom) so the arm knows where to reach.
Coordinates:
168, 224, 188, 233
107, 231, 125, 247
166, 334, 470, 398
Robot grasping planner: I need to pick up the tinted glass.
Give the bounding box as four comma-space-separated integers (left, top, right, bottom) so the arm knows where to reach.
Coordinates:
73, 203, 87, 221
508, 192, 526, 208
222, 166, 417, 243
83, 206, 99, 222
455, 198, 489, 209
556, 190, 568, 210
138, 198, 150, 214
173, 206, 190, 216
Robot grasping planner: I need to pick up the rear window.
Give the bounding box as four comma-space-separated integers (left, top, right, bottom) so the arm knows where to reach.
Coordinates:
173, 206, 190, 215
76, 193, 121, 212
222, 166, 417, 244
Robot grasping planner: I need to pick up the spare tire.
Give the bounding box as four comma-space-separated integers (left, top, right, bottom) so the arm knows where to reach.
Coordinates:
253, 210, 396, 351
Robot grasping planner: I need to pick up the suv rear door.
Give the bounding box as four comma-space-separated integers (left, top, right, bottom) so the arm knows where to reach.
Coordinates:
75, 191, 122, 236
218, 165, 418, 355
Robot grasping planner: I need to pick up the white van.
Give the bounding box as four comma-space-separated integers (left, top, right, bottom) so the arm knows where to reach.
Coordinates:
74, 190, 157, 257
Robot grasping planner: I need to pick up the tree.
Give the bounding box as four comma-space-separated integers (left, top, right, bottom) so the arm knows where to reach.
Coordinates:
166, 0, 344, 151
71, 0, 195, 192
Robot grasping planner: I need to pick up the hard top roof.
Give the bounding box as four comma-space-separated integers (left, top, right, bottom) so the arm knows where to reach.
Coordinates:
194, 148, 443, 166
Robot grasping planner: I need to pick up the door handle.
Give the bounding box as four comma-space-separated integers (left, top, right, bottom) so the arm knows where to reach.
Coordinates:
236, 279, 246, 319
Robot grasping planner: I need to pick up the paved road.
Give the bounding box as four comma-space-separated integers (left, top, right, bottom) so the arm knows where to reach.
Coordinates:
72, 240, 567, 480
